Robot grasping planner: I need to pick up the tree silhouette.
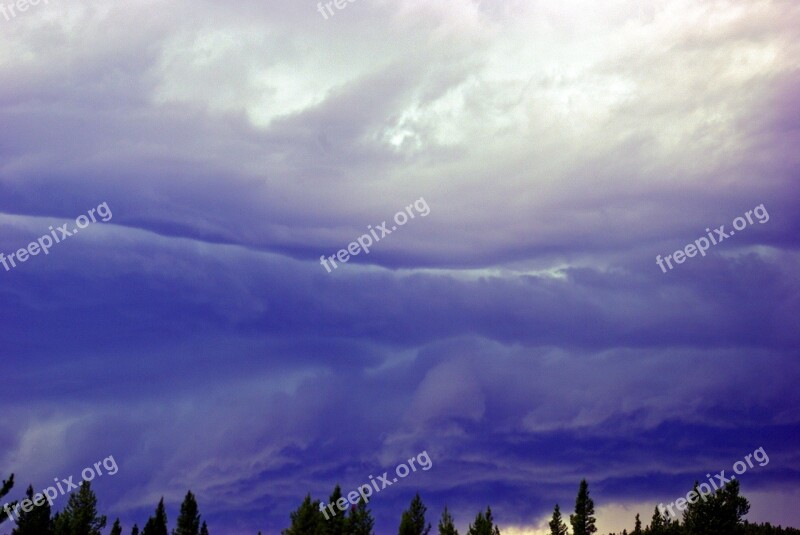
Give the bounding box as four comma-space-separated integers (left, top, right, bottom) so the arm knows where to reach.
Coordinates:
549, 504, 568, 535
1, 474, 16, 525
466, 507, 500, 535
347, 498, 375, 535
324, 485, 347, 535
174, 491, 201, 535
11, 485, 53, 535
59, 481, 107, 535
399, 493, 431, 535
570, 479, 597, 535
142, 498, 168, 535
683, 479, 749, 535
438, 506, 458, 535
282, 494, 324, 535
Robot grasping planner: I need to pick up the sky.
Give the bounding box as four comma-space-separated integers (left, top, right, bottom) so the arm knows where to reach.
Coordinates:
1, 0, 799, 533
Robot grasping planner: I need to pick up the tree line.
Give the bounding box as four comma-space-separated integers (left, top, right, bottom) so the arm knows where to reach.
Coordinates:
283, 479, 799, 535
2, 471, 798, 534
1, 473, 208, 535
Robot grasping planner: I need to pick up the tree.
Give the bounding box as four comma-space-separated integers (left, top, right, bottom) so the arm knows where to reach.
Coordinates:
683, 480, 749, 535
570, 480, 597, 535
53, 512, 69, 535
466, 507, 500, 535
131, 524, 140, 535
438, 506, 458, 535
282, 495, 324, 535
199, 521, 209, 535
549, 504, 568, 535
11, 485, 53, 535
174, 491, 201, 535
1, 474, 15, 525
399, 493, 431, 535
647, 506, 666, 534
717, 479, 750, 534
142, 498, 169, 535
324, 485, 347, 535
60, 481, 107, 535
110, 519, 123, 535
347, 498, 375, 535
633, 513, 642, 535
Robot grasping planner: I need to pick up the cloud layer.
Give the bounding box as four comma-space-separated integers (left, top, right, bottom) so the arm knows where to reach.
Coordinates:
1, 0, 799, 533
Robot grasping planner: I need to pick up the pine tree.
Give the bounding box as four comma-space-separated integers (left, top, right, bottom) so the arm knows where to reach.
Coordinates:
53, 511, 69, 535
466, 507, 500, 535
281, 495, 324, 535
665, 514, 682, 535
633, 513, 642, 535
174, 491, 201, 535
110, 519, 123, 535
131, 524, 140, 535
438, 506, 458, 535
549, 504, 568, 535
11, 485, 53, 535
59, 481, 107, 535
347, 498, 375, 535
682, 482, 704, 535
142, 498, 169, 535
399, 493, 431, 535
648, 506, 666, 534
717, 479, 750, 534
1, 474, 15, 525
199, 521, 209, 535
570, 480, 597, 535
324, 485, 347, 535
683, 480, 749, 535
